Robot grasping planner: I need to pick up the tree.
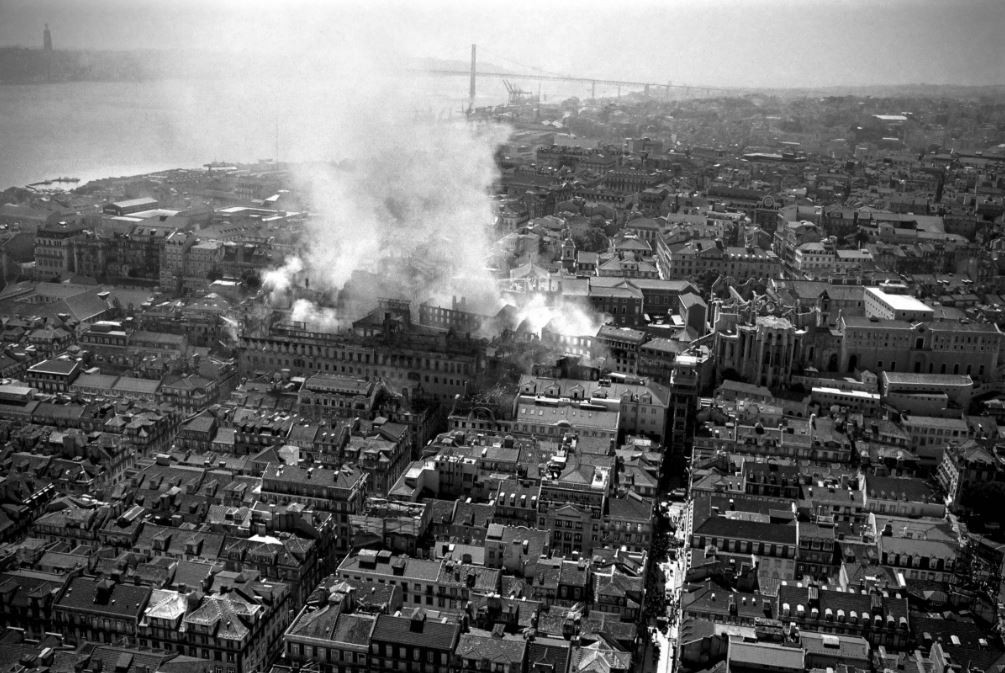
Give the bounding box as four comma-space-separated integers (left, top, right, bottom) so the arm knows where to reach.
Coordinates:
573, 228, 609, 253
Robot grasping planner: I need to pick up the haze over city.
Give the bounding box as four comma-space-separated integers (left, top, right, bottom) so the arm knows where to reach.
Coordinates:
1, 0, 1003, 88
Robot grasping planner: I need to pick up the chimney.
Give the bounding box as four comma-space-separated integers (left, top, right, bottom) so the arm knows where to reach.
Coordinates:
409, 608, 426, 632
94, 579, 115, 604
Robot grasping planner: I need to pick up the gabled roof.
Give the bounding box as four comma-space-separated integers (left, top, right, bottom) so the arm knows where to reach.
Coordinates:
570, 641, 632, 673
183, 591, 262, 640
456, 632, 527, 664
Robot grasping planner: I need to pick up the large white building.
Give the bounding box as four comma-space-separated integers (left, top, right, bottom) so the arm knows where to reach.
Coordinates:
864, 287, 934, 322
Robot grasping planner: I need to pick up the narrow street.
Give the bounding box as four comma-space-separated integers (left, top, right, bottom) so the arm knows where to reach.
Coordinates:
643, 500, 688, 673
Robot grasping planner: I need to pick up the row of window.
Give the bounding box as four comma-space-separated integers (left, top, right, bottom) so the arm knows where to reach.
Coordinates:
251, 345, 470, 374
248, 355, 471, 387
695, 536, 794, 558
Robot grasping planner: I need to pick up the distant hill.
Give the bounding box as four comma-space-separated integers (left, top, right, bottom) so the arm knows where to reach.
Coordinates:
753, 83, 1005, 100
0, 46, 231, 84
0, 46, 515, 85
1, 46, 1000, 100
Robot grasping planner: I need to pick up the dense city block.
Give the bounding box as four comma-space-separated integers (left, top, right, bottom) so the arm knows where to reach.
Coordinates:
2, 81, 1005, 673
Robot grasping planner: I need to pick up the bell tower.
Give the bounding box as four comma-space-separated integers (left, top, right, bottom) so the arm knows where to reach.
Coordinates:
561, 230, 577, 272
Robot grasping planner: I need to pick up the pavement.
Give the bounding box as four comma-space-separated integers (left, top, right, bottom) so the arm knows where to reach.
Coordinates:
639, 619, 676, 673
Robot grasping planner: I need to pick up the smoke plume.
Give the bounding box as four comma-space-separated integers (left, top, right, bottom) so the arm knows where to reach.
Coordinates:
261, 256, 304, 304
289, 298, 344, 332
218, 12, 607, 343
511, 293, 604, 337
288, 111, 510, 319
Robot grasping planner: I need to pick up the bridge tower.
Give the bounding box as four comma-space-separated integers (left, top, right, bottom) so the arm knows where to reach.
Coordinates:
468, 44, 476, 113
43, 24, 53, 82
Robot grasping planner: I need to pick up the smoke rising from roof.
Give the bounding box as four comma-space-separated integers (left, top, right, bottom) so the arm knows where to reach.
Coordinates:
250, 34, 607, 340
138, 6, 610, 342
261, 256, 303, 303
286, 112, 511, 318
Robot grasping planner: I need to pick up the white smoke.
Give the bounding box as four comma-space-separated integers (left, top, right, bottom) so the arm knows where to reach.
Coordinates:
290, 298, 345, 332
513, 293, 604, 337
234, 14, 606, 340
261, 255, 304, 303
289, 113, 510, 319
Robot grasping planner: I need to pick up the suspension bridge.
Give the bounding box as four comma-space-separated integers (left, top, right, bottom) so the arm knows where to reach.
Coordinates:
411, 44, 742, 106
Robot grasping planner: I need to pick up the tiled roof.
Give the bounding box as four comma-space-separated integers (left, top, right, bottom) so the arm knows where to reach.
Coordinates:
340, 553, 442, 582
607, 494, 651, 522
453, 501, 495, 528
28, 358, 79, 376
570, 641, 632, 673
370, 612, 459, 650
559, 560, 591, 588
56, 577, 150, 618
183, 592, 262, 641
580, 612, 636, 647
728, 640, 803, 671
82, 645, 203, 673
73, 373, 120, 390
0, 570, 65, 607
263, 464, 365, 490
143, 589, 188, 621
331, 613, 377, 646
693, 515, 796, 544
439, 563, 500, 593
287, 603, 342, 640
865, 475, 936, 502
799, 632, 870, 660
777, 583, 909, 621
593, 568, 642, 600
456, 633, 527, 664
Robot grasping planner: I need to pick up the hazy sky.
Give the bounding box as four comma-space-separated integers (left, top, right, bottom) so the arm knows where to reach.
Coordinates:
1, 0, 1002, 88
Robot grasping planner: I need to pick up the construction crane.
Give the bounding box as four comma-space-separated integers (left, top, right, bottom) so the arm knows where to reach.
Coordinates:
502, 79, 538, 105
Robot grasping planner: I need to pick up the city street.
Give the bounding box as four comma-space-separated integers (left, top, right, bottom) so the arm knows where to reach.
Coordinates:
643, 501, 688, 673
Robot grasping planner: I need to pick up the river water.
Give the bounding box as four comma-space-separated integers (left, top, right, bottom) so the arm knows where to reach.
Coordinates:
0, 75, 621, 189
